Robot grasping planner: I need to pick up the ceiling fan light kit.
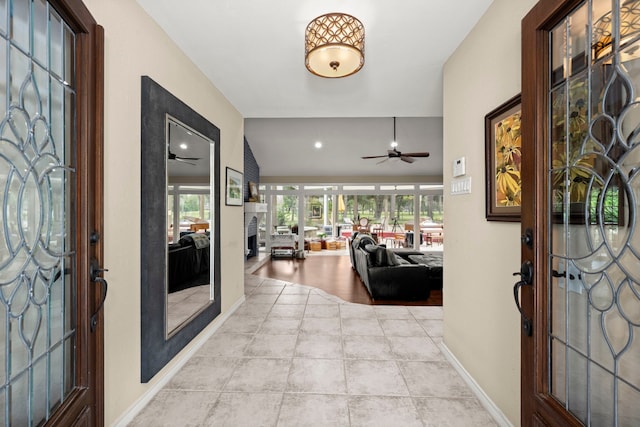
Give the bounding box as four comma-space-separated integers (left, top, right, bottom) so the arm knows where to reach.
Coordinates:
361, 117, 430, 164
305, 13, 365, 78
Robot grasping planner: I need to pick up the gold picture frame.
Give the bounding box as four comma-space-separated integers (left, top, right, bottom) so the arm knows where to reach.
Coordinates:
248, 181, 259, 202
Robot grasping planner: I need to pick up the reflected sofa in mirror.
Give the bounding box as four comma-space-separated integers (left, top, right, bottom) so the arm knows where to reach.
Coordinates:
141, 76, 221, 382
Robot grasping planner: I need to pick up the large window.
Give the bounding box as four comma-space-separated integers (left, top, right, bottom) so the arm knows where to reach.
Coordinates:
167, 184, 210, 242
261, 183, 443, 248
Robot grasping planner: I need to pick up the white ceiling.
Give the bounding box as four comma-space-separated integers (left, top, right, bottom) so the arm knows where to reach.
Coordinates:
244, 117, 442, 178
136, 0, 493, 179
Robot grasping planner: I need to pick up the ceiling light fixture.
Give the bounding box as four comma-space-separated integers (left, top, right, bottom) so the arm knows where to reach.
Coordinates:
314, 141, 323, 149
305, 13, 365, 78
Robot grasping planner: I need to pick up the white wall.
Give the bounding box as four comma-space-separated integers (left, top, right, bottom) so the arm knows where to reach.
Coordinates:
82, 0, 245, 424
442, 0, 537, 425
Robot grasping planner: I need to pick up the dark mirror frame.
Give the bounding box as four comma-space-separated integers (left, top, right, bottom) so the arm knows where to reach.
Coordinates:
140, 76, 221, 382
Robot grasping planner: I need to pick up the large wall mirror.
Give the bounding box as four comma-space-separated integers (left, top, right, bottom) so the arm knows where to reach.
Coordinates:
141, 76, 221, 382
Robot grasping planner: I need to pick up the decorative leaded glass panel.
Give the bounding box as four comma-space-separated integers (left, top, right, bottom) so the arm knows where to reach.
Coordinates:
549, 0, 640, 425
0, 1, 76, 425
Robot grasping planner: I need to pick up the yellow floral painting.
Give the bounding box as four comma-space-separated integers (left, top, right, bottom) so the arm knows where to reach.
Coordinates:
494, 111, 522, 207
485, 94, 521, 221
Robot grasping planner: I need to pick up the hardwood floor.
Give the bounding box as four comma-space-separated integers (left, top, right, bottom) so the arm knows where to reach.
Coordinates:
252, 255, 442, 306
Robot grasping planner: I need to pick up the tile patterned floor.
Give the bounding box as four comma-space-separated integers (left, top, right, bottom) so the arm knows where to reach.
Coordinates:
129, 262, 496, 427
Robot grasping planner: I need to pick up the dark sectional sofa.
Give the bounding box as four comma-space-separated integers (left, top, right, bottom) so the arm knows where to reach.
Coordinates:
348, 233, 442, 301
167, 233, 210, 293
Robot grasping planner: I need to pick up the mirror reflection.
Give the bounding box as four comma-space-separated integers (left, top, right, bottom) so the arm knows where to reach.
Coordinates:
166, 117, 214, 335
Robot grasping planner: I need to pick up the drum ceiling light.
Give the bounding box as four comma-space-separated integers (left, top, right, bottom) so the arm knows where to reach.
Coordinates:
305, 13, 365, 78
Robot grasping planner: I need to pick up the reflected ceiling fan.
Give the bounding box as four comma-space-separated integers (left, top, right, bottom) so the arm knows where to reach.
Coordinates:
168, 121, 201, 165
168, 148, 200, 165
361, 117, 430, 164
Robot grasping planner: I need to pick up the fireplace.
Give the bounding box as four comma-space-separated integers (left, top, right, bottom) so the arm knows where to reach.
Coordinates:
244, 202, 267, 258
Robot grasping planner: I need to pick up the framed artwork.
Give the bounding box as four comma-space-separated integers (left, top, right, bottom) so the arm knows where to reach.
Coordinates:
248, 181, 259, 202
485, 94, 522, 221
225, 167, 243, 206
310, 204, 322, 219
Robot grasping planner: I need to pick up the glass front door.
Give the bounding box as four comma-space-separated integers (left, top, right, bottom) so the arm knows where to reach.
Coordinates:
0, 1, 103, 425
522, 0, 640, 425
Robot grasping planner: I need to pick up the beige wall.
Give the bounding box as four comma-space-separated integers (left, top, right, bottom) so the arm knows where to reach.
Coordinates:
83, 0, 245, 424
442, 0, 537, 425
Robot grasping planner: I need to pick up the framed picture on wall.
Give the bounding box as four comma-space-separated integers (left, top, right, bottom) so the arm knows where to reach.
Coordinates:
225, 167, 243, 206
248, 181, 259, 202
485, 94, 522, 222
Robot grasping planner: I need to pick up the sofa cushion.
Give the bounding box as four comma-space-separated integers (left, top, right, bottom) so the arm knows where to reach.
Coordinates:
395, 256, 410, 265
372, 246, 407, 267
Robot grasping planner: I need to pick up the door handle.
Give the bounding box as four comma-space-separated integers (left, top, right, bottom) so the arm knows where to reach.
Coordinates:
551, 269, 578, 280
90, 258, 108, 332
513, 260, 533, 336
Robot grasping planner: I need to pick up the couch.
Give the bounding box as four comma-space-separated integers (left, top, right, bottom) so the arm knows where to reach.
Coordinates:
167, 233, 210, 293
349, 233, 432, 300
407, 253, 443, 290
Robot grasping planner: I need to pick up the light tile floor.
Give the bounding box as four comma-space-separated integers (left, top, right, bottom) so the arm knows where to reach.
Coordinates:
129, 256, 496, 427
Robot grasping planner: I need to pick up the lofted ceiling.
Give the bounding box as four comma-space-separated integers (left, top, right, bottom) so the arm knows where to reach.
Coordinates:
136, 0, 493, 180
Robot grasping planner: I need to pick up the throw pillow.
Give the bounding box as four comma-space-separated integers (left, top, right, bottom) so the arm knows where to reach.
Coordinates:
375, 246, 389, 266
358, 235, 377, 248
385, 249, 402, 266
364, 244, 378, 254
363, 244, 378, 267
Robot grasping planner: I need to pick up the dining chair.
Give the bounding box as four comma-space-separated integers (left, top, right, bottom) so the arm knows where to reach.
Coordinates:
357, 217, 370, 232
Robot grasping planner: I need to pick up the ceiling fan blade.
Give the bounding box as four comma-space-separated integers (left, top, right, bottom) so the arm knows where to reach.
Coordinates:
376, 157, 390, 165
169, 151, 201, 161
172, 158, 196, 166
361, 155, 388, 159
400, 156, 415, 163
400, 152, 430, 157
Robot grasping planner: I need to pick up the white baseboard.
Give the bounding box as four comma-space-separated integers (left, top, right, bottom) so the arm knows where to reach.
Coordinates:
439, 342, 515, 427
112, 295, 246, 427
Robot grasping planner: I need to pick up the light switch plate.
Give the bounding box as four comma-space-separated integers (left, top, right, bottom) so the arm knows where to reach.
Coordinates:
451, 177, 472, 195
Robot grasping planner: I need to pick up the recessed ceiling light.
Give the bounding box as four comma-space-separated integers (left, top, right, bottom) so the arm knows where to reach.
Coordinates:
314, 141, 322, 149
180, 143, 188, 149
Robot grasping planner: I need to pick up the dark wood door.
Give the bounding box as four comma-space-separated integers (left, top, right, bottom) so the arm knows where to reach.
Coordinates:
522, 0, 640, 425
0, 0, 104, 425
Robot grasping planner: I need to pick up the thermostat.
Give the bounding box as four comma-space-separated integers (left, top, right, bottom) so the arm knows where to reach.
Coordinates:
453, 157, 466, 177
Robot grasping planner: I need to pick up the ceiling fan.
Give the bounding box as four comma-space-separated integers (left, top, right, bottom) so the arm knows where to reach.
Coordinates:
361, 117, 430, 164
168, 148, 200, 165
167, 121, 201, 165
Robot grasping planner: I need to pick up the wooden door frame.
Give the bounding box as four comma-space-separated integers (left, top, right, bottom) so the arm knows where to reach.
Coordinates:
521, 0, 585, 425
42, 1, 104, 425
